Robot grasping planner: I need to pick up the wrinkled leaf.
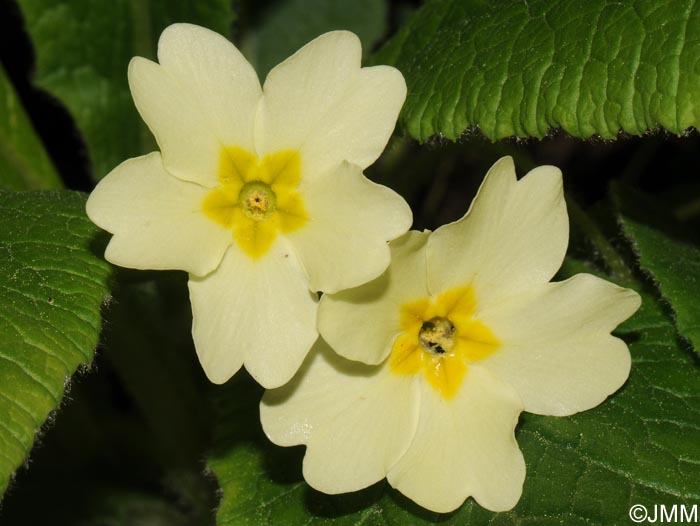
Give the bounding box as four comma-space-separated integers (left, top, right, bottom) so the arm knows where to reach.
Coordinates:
242, 0, 387, 79
0, 190, 111, 497
208, 275, 700, 525
614, 183, 700, 354
19, 0, 234, 180
0, 65, 61, 190
374, 0, 700, 141
0, 310, 216, 524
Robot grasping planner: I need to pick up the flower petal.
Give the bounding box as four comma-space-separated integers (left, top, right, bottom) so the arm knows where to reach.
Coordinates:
129, 24, 262, 187
387, 366, 525, 513
427, 157, 568, 305
318, 231, 429, 365
257, 31, 406, 179
232, 212, 279, 259
261, 341, 419, 493
86, 152, 231, 276
188, 240, 318, 388
478, 273, 640, 416
289, 161, 412, 294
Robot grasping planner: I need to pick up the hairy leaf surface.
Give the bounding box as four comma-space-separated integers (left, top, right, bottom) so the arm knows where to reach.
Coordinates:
374, 0, 700, 141
614, 184, 700, 354
0, 190, 111, 497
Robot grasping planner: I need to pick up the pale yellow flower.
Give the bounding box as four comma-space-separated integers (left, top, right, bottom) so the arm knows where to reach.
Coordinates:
261, 157, 641, 512
86, 24, 411, 387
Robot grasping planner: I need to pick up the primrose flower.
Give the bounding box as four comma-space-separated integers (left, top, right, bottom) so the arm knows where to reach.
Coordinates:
260, 157, 641, 513
86, 24, 411, 388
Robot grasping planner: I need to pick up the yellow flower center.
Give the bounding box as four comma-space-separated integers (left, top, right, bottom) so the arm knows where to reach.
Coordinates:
239, 182, 276, 220
418, 317, 456, 355
389, 286, 499, 400
202, 147, 307, 258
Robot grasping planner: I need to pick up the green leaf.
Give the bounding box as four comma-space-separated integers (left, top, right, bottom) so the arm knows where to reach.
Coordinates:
613, 183, 700, 354
0, 65, 61, 190
0, 189, 111, 497
241, 0, 387, 79
373, 0, 700, 142
19, 0, 234, 181
207, 277, 700, 524
0, 324, 216, 524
